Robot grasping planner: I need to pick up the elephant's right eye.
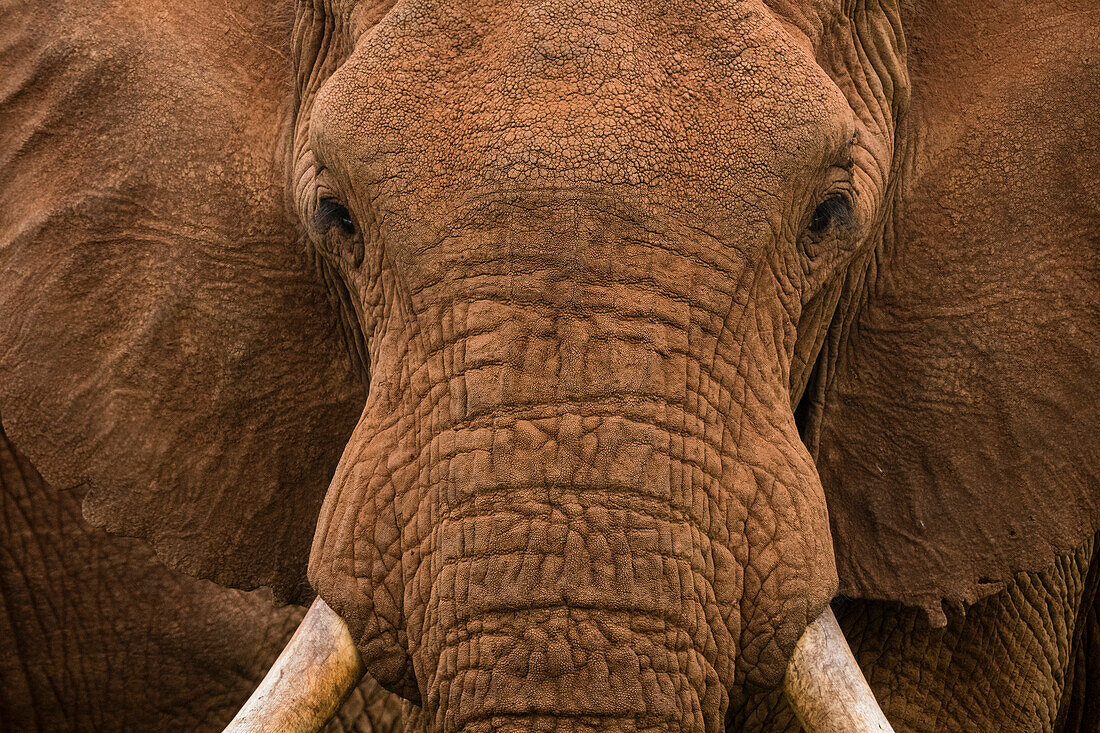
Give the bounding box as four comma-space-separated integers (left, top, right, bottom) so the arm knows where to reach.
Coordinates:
314, 199, 356, 236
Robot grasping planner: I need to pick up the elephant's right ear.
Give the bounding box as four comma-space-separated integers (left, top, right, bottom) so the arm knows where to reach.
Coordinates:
0, 1, 366, 602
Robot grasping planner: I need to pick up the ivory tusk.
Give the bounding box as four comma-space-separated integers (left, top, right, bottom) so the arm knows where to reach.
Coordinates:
224, 597, 365, 733
783, 606, 895, 733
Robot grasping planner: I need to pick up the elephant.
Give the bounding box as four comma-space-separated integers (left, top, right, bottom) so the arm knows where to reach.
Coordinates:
0, 0, 1096, 730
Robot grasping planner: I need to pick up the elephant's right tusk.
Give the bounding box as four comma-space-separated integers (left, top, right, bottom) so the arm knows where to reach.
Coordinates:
224, 597, 365, 733
783, 606, 895, 733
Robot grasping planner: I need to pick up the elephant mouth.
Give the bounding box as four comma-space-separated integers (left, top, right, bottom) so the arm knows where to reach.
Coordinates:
225, 598, 894, 732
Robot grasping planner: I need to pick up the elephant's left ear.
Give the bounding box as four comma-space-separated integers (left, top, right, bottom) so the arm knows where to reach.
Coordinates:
807, 1, 1100, 624
0, 1, 365, 602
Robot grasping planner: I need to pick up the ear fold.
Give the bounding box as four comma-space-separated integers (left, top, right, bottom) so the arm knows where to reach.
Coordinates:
806, 0, 1100, 624
0, 1, 365, 601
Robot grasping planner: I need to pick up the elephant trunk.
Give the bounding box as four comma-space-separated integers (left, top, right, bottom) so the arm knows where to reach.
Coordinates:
302, 262, 843, 727
252, 210, 887, 729
225, 603, 892, 732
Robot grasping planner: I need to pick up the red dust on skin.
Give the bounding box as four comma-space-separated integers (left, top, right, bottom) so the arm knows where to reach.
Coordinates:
300, 1, 886, 729
0, 0, 1097, 730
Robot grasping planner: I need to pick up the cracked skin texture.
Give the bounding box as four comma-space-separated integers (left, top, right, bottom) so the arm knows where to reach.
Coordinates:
301, 1, 859, 725
0, 0, 1096, 732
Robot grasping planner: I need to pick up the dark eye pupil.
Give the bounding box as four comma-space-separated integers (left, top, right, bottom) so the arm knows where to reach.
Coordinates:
808, 195, 852, 234
315, 199, 356, 236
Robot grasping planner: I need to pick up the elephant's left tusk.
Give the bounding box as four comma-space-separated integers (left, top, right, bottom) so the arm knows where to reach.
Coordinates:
783, 606, 895, 733
224, 597, 365, 733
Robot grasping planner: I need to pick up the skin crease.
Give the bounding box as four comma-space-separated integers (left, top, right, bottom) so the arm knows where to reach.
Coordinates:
303, 1, 855, 727
297, 0, 1097, 730
0, 420, 417, 732
0, 0, 1096, 732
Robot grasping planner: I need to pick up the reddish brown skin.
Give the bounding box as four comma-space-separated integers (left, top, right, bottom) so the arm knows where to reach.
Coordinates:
0, 422, 414, 732
0, 0, 1097, 731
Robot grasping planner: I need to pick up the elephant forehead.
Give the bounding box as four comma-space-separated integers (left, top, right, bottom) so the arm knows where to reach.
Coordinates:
312, 0, 853, 217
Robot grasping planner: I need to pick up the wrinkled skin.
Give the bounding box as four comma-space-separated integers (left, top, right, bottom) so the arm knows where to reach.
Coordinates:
736, 541, 1100, 731
303, 3, 881, 726
297, 1, 1097, 729
0, 0, 1097, 731
0, 421, 417, 732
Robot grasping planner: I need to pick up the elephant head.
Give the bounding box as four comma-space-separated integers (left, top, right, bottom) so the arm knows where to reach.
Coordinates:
1, 0, 1096, 731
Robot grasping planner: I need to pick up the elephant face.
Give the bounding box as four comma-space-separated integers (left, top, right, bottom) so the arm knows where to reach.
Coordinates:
295, 1, 902, 725
2, 0, 1096, 731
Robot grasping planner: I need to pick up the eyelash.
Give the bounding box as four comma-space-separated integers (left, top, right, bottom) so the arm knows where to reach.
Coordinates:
314, 198, 356, 236
807, 194, 853, 235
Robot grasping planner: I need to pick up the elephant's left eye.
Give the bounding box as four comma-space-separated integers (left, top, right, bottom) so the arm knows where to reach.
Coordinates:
807, 195, 853, 235
314, 198, 357, 237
